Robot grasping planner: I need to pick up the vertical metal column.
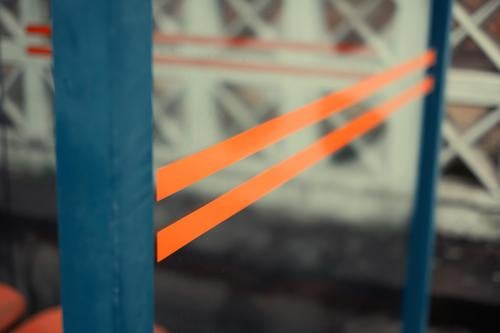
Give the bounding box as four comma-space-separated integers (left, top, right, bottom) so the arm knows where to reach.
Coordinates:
52, 1, 154, 332
402, 1, 453, 333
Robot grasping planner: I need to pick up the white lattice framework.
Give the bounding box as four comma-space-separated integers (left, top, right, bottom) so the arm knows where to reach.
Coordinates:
1, 0, 499, 235
445, 1, 500, 197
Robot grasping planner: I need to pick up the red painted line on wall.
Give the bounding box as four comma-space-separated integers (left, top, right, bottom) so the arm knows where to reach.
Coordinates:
26, 46, 52, 56
26, 24, 368, 55
155, 51, 435, 200
153, 32, 369, 55
25, 45, 375, 78
156, 77, 434, 262
25, 24, 51, 37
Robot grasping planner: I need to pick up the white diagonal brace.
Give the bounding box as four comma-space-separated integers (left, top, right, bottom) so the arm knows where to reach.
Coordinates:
442, 106, 500, 165
3, 68, 21, 92
216, 86, 257, 130
331, 0, 393, 64
442, 121, 499, 195
453, 3, 500, 70
331, 0, 383, 45
0, 5, 24, 40
227, 0, 270, 36
452, 0, 500, 47
3, 98, 24, 129
153, 98, 184, 145
226, 0, 276, 38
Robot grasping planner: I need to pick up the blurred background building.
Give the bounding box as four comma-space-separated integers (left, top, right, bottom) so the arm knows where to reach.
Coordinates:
0, 0, 499, 332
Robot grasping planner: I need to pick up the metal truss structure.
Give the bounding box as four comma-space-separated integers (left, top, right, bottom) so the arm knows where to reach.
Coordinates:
1, 0, 499, 236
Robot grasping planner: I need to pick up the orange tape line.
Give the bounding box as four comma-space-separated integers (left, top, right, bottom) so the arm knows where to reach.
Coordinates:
25, 24, 51, 36
153, 33, 369, 55
156, 50, 435, 201
25, 46, 371, 78
26, 46, 52, 56
156, 77, 434, 262
25, 24, 368, 55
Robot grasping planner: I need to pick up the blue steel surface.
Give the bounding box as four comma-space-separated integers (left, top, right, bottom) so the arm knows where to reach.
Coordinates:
402, 1, 454, 333
52, 1, 154, 332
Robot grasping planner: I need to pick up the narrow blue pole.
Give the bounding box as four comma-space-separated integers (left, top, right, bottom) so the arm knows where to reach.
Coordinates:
52, 1, 154, 332
402, 1, 453, 333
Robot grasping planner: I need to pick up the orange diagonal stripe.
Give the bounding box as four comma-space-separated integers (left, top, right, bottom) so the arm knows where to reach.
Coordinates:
156, 77, 434, 262
156, 50, 435, 201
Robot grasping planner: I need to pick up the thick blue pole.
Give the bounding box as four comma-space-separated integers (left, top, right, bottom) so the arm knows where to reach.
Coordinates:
402, 1, 453, 333
52, 1, 153, 332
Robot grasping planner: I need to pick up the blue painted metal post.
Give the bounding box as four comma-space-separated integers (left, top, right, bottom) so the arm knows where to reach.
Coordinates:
402, 0, 453, 332
52, 1, 154, 332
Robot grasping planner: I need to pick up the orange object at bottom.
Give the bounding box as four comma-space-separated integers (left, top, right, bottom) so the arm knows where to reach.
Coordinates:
12, 306, 169, 333
0, 283, 26, 331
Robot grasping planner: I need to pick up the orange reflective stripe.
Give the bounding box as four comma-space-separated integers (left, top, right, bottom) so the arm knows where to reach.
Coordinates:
156, 77, 434, 262
155, 50, 435, 201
